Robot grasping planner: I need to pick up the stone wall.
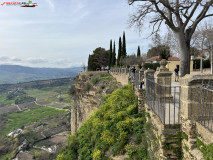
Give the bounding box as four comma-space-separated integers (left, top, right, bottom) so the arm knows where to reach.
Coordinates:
179, 74, 213, 160
196, 122, 213, 144
110, 73, 129, 85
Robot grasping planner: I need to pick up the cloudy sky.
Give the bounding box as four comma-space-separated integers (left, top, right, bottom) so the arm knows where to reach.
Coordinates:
0, 0, 153, 68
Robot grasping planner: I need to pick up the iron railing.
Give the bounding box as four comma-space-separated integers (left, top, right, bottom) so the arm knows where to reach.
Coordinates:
146, 79, 181, 126
198, 80, 213, 132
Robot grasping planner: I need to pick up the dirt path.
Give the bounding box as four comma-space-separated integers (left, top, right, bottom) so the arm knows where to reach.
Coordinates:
12, 104, 22, 111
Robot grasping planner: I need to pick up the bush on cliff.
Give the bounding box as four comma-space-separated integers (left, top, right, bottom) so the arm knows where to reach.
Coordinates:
57, 85, 147, 160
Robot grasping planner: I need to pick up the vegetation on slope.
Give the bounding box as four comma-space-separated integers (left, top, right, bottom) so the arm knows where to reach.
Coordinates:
1, 106, 67, 137
57, 85, 149, 160
0, 78, 73, 160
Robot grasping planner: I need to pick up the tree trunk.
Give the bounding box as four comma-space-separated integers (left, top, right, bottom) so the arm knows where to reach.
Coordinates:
176, 31, 191, 77
211, 44, 213, 74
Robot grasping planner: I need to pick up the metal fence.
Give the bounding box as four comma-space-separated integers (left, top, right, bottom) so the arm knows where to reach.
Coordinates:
198, 80, 213, 132
146, 78, 181, 126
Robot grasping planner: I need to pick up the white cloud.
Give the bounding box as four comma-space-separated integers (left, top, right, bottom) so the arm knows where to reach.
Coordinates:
26, 57, 47, 64
0, 56, 82, 68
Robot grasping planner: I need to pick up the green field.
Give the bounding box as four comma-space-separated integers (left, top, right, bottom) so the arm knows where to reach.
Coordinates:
1, 106, 67, 137
25, 85, 71, 104
0, 94, 15, 105
26, 89, 58, 99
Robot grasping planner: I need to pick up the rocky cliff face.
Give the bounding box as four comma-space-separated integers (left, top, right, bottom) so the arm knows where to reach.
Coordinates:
71, 72, 120, 134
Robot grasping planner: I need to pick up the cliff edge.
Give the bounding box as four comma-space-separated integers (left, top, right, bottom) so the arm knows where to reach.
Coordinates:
71, 72, 120, 134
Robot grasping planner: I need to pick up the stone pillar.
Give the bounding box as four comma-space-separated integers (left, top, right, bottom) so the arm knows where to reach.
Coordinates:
154, 59, 173, 102
135, 64, 140, 70
144, 69, 155, 90
180, 74, 213, 159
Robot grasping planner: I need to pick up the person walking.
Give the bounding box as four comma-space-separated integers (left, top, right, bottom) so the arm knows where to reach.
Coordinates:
140, 78, 144, 89
131, 66, 136, 81
174, 65, 179, 82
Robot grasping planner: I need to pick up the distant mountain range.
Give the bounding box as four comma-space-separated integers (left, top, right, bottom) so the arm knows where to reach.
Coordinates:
0, 65, 82, 84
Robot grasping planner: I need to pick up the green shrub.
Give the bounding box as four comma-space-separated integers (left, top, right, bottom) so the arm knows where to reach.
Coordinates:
204, 59, 210, 68
15, 96, 35, 104
92, 150, 101, 160
144, 63, 160, 70
125, 144, 137, 159
57, 85, 147, 160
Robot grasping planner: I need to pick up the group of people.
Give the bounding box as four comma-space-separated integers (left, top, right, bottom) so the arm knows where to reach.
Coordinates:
130, 65, 180, 89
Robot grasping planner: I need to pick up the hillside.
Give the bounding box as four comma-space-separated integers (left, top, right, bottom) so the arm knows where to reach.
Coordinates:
57, 85, 154, 160
0, 65, 82, 84
0, 78, 74, 160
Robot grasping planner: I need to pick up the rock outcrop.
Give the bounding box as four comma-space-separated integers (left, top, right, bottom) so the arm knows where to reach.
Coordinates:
71, 71, 120, 134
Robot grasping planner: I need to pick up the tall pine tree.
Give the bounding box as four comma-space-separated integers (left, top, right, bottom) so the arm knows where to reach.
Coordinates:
122, 31, 127, 59
112, 41, 116, 66
137, 45, 141, 57
117, 37, 122, 66
109, 40, 113, 69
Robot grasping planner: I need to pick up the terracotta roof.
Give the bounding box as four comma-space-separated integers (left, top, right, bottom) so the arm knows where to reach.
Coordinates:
145, 56, 180, 61
145, 56, 161, 61
168, 57, 180, 61
194, 57, 201, 60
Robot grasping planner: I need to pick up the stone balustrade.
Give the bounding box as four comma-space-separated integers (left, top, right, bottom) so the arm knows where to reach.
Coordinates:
110, 60, 213, 160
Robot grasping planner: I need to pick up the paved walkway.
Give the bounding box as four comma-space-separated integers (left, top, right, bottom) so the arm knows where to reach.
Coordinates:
172, 81, 180, 87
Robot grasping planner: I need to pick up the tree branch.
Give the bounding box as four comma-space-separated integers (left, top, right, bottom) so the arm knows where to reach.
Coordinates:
183, 1, 201, 29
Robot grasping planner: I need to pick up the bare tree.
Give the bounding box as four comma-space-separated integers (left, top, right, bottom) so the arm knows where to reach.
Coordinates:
193, 21, 213, 73
129, 0, 213, 76
122, 54, 143, 66
193, 22, 213, 56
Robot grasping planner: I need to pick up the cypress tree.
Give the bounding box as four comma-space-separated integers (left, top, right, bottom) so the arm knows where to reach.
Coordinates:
109, 40, 113, 69
117, 37, 122, 66
88, 54, 91, 71
112, 41, 116, 66
122, 31, 127, 58
137, 45, 141, 57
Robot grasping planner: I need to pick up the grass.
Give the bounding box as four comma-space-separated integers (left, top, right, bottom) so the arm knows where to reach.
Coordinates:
25, 89, 57, 99
25, 85, 71, 104
1, 106, 67, 137
0, 94, 15, 105
91, 74, 112, 85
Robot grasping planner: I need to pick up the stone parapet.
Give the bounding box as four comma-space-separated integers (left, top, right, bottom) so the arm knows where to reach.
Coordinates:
180, 74, 213, 160
145, 104, 181, 159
